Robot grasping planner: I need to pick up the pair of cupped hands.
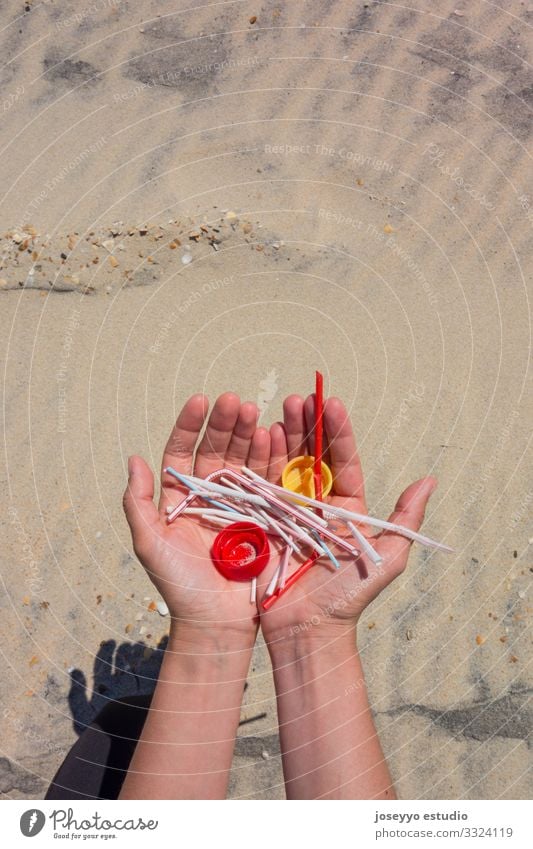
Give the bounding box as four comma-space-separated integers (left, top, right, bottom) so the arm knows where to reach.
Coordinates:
123, 392, 437, 647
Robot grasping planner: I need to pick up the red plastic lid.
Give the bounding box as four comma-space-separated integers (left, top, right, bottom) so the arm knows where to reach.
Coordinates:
211, 521, 270, 581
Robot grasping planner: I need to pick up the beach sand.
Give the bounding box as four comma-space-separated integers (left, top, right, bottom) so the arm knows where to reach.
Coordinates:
1, 1, 531, 799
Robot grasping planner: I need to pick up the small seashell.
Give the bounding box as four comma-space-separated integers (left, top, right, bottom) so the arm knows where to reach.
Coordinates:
156, 600, 169, 616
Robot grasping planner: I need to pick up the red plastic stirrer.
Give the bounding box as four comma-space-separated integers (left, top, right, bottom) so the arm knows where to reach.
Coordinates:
313, 370, 324, 514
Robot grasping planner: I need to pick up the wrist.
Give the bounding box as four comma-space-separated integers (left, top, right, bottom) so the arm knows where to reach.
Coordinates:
265, 621, 359, 671
167, 620, 257, 667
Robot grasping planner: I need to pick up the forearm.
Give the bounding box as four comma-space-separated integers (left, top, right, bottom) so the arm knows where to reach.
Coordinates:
269, 629, 396, 799
119, 624, 255, 799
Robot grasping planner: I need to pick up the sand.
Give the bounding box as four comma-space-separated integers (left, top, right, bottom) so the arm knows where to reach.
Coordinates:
0, 0, 531, 799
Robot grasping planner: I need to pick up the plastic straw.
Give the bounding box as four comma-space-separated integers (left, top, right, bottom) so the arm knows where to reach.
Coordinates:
313, 370, 324, 512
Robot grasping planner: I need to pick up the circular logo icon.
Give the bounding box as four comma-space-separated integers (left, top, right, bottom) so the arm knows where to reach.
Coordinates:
20, 809, 46, 837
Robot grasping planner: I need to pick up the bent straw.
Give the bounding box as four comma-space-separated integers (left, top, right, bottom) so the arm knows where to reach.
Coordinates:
231, 469, 359, 556
311, 530, 342, 570
180, 473, 269, 506
165, 467, 237, 517
220, 475, 301, 554
241, 466, 452, 553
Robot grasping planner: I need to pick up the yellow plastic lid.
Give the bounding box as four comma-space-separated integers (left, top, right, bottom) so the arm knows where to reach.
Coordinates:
281, 455, 333, 503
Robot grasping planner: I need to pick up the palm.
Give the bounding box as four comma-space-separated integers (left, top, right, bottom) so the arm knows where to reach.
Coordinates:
124, 393, 274, 635
134, 516, 255, 628
258, 394, 437, 641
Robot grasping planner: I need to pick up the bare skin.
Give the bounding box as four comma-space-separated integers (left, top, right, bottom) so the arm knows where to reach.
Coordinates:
120, 391, 437, 799
120, 393, 272, 799
259, 393, 437, 799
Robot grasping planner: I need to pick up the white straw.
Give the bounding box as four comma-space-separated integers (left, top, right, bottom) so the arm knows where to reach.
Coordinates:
228, 468, 359, 557
278, 545, 291, 590
216, 490, 296, 548
265, 565, 281, 597
239, 467, 329, 528
201, 514, 269, 531
346, 521, 383, 565
181, 474, 269, 506
256, 506, 301, 553
242, 467, 452, 552
250, 578, 257, 604
184, 507, 246, 517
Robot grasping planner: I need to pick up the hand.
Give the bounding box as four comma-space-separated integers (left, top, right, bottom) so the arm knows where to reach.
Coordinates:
259, 394, 438, 648
123, 393, 271, 642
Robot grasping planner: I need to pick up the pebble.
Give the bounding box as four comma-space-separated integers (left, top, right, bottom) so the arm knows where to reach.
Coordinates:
181, 252, 192, 265
261, 750, 270, 760
102, 239, 114, 251
135, 612, 144, 621
156, 600, 169, 616
95, 531, 102, 539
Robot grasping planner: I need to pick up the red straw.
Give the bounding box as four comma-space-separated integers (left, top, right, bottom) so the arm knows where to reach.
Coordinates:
313, 370, 324, 509
262, 552, 321, 610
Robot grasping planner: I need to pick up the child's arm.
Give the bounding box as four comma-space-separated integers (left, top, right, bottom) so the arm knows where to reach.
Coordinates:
260, 394, 437, 799
119, 393, 270, 799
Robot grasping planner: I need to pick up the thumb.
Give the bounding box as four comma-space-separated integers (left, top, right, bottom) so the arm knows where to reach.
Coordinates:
123, 456, 160, 551
376, 476, 438, 576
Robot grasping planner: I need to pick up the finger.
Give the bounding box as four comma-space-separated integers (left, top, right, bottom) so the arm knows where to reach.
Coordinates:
246, 426, 271, 477
323, 397, 367, 510
194, 392, 241, 477
282, 394, 309, 459
224, 402, 260, 470
375, 477, 438, 578
160, 394, 209, 502
267, 421, 288, 483
123, 456, 160, 559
